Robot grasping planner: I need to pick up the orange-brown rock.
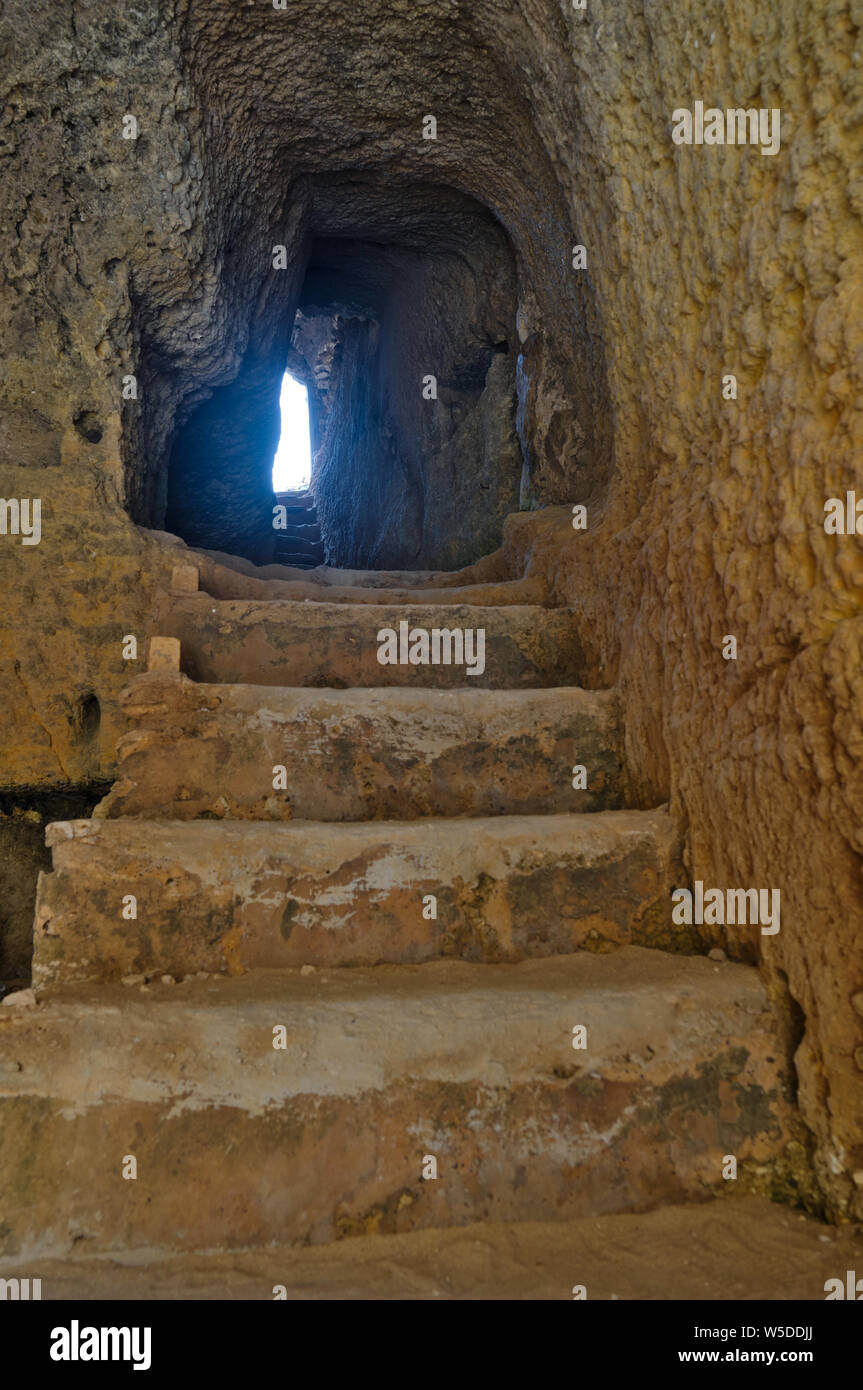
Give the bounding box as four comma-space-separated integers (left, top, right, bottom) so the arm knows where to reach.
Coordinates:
0, 951, 796, 1259
153, 594, 586, 690
96, 673, 624, 822
32, 810, 683, 983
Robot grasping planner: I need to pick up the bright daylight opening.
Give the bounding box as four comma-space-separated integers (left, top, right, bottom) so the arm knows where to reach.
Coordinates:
272, 371, 312, 491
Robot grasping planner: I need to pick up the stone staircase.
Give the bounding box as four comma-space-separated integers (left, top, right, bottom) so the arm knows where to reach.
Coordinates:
0, 550, 798, 1278
272, 488, 325, 569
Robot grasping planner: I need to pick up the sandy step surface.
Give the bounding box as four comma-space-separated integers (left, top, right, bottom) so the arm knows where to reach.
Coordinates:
0, 1197, 849, 1300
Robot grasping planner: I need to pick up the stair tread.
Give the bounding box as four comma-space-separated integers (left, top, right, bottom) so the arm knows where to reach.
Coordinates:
120, 678, 614, 707
0, 946, 793, 1259
201, 571, 546, 607
2, 1197, 849, 1300
153, 594, 586, 688
34, 806, 682, 981
51, 805, 673, 848
195, 544, 510, 590
7, 946, 771, 1104
181, 597, 558, 616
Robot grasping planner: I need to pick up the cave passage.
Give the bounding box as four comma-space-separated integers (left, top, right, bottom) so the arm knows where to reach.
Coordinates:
147, 175, 608, 573
147, 180, 541, 570
272, 371, 312, 492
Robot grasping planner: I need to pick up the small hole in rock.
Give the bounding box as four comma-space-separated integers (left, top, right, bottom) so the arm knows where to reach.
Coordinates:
73, 410, 103, 444
76, 693, 101, 739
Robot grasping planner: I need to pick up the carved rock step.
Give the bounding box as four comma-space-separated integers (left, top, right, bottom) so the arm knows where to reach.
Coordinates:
268, 558, 321, 571
275, 499, 317, 514
274, 490, 316, 510
0, 949, 794, 1260
198, 556, 547, 607
152, 595, 585, 688
1, 1197, 856, 1300
277, 524, 322, 542
195, 546, 513, 593
274, 538, 324, 555
33, 810, 683, 984
97, 676, 624, 822
272, 554, 326, 570
274, 511, 318, 528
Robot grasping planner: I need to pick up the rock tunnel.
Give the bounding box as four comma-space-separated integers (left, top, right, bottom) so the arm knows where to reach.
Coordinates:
0, 0, 862, 1310
132, 151, 610, 573
160, 178, 534, 570
110, 1, 612, 574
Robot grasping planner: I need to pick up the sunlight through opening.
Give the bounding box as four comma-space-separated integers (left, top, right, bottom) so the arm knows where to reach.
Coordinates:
272, 371, 312, 491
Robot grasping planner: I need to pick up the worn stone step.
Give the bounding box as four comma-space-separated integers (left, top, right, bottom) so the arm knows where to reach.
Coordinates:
198, 551, 547, 606
272, 551, 325, 567
2, 1196, 850, 1300
274, 532, 322, 547
195, 543, 513, 592
277, 524, 322, 542
33, 809, 683, 984
273, 556, 325, 571
96, 674, 624, 822
274, 491, 316, 507
274, 536, 324, 556
275, 502, 317, 518
152, 595, 585, 688
0, 949, 795, 1260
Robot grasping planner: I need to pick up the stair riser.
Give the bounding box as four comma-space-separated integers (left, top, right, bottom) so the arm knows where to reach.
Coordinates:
0, 977, 791, 1260
32, 813, 684, 984
153, 596, 586, 689
97, 678, 624, 821
0, 1072, 781, 1259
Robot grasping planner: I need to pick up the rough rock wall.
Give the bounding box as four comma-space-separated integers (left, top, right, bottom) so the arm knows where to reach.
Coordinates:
164, 284, 300, 565
305, 198, 520, 569
119, 0, 609, 565
0, 0, 860, 1220
502, 0, 863, 1222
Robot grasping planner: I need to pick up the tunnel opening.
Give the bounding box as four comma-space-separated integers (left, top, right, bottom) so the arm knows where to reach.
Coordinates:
130, 177, 611, 574
272, 371, 312, 493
